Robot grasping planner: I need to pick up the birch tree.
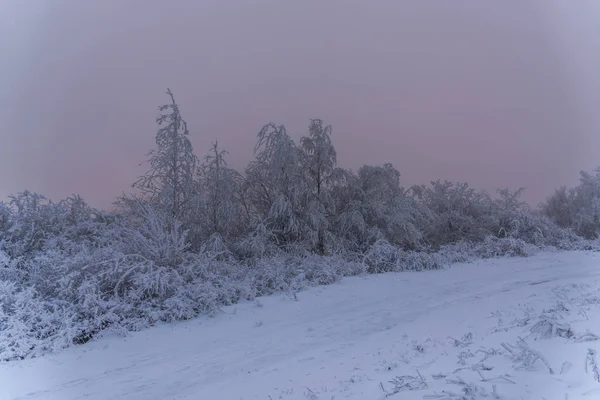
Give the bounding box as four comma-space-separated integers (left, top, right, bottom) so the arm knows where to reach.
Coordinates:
541, 186, 575, 229
299, 119, 338, 254
332, 164, 426, 252
572, 168, 600, 238
244, 123, 307, 251
132, 89, 198, 226
199, 141, 244, 239
413, 180, 491, 247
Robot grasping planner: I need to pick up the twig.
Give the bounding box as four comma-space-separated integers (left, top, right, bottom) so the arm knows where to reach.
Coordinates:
585, 348, 600, 382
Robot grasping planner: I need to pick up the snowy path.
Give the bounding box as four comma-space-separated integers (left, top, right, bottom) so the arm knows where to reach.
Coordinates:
2, 251, 600, 399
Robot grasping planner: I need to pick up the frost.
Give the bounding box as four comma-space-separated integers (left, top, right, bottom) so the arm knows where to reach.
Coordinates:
0, 92, 598, 362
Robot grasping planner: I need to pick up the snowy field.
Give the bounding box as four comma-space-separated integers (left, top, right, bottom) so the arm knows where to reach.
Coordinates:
2, 250, 600, 400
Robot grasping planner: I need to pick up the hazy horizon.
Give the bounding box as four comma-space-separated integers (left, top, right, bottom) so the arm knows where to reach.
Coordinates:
2, 0, 600, 209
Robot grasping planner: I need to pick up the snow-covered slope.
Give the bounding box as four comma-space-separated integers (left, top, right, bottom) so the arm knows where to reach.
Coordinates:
2, 251, 600, 400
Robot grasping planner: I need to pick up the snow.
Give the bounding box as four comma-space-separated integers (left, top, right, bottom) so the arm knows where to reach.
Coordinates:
2, 250, 600, 400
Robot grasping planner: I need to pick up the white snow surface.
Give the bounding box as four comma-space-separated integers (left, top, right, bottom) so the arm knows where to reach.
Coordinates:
2, 250, 600, 400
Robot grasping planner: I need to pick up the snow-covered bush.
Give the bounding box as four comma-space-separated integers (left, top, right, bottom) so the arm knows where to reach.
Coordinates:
363, 239, 401, 273
413, 180, 495, 247
472, 236, 534, 258
436, 241, 477, 264
362, 240, 446, 273
410, 182, 581, 250
332, 164, 428, 253
542, 167, 600, 239
397, 250, 444, 271
0, 281, 73, 361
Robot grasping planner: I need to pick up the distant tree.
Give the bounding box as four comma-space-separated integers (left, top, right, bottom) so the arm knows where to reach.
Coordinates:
538, 168, 600, 239
541, 186, 574, 228
131, 89, 199, 227
493, 187, 528, 237
571, 168, 600, 238
3, 192, 59, 257
0, 201, 11, 236
417, 180, 493, 246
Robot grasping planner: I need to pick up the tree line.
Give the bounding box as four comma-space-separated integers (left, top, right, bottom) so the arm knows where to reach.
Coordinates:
0, 89, 598, 361
114, 89, 600, 256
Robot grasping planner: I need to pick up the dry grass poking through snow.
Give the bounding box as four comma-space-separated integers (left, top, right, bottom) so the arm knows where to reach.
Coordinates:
372, 281, 600, 400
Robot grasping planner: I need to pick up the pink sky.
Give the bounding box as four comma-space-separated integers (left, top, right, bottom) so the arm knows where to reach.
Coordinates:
2, 0, 600, 209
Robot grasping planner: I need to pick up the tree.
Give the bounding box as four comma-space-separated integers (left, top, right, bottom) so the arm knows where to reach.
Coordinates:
244, 123, 307, 251
332, 164, 426, 252
540, 186, 575, 228
493, 187, 528, 238
299, 119, 338, 254
131, 89, 198, 226
539, 167, 600, 239
572, 168, 600, 238
416, 180, 493, 247
199, 141, 244, 239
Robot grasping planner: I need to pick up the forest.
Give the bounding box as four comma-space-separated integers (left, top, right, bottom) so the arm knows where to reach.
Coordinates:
1, 89, 599, 361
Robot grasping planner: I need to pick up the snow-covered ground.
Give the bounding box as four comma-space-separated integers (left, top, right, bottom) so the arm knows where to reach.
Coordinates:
2, 250, 600, 400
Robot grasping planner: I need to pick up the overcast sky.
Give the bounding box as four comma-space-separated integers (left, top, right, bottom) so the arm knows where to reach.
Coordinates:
2, 0, 600, 209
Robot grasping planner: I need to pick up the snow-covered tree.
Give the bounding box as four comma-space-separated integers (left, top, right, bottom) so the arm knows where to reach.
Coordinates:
571, 168, 600, 238
131, 89, 199, 226
415, 180, 493, 247
243, 123, 308, 251
3, 192, 62, 258
493, 187, 529, 238
299, 119, 338, 254
540, 186, 575, 229
199, 141, 245, 240
332, 164, 427, 252
541, 167, 600, 239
